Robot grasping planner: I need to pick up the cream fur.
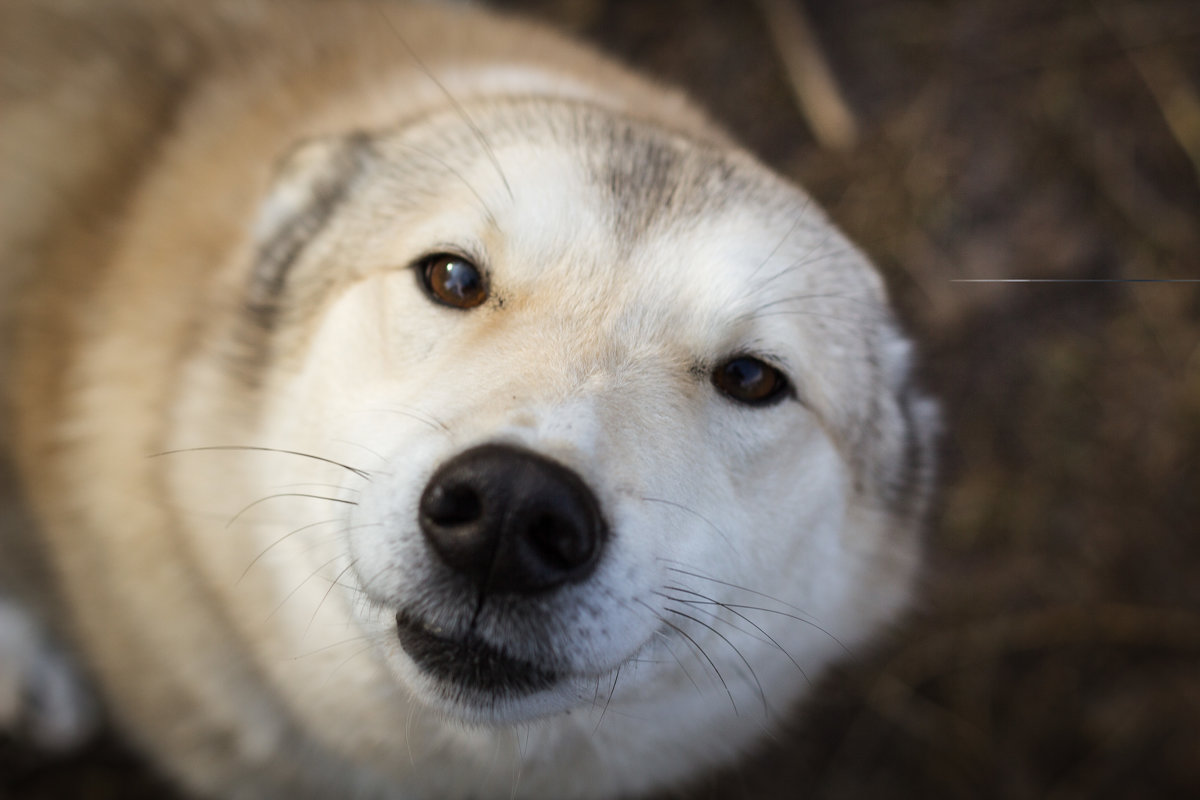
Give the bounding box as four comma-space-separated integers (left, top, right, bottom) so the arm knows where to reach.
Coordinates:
0, 2, 935, 798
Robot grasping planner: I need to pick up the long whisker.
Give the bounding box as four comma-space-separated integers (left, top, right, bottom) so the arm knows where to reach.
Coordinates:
226, 493, 357, 529
640, 497, 734, 551
239, 517, 342, 583
268, 554, 343, 620
652, 630, 703, 695
750, 222, 838, 291
152, 446, 371, 480
721, 602, 848, 655
662, 562, 851, 654
637, 599, 736, 714
405, 699, 419, 768
375, 5, 515, 202
660, 561, 814, 620
333, 439, 389, 465
656, 589, 776, 649
285, 633, 377, 661
746, 206, 807, 284
665, 607, 767, 717
662, 586, 812, 684
593, 665, 622, 734
394, 140, 501, 229
307, 558, 361, 634
358, 406, 451, 435
274, 483, 362, 495
322, 642, 378, 686
745, 291, 884, 317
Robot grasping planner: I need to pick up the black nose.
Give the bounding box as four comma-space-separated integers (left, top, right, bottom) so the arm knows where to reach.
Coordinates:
418, 444, 607, 595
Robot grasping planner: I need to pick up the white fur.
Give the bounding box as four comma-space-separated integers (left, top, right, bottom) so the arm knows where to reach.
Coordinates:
153, 112, 925, 798
1, 4, 931, 796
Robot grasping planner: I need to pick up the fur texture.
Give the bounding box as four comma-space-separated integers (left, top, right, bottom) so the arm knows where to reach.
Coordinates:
0, 1, 937, 797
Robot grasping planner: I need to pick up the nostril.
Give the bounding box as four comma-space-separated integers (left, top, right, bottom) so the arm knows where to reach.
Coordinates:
423, 483, 482, 526
525, 510, 593, 572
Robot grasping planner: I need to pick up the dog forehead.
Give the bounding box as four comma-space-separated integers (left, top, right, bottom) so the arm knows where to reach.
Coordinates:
489, 164, 873, 354
375, 102, 767, 244
491, 143, 607, 265
364, 101, 883, 350
483, 141, 784, 277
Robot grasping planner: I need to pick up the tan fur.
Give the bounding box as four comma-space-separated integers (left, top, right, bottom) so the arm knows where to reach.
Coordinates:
1, 0, 711, 629
1, 2, 935, 797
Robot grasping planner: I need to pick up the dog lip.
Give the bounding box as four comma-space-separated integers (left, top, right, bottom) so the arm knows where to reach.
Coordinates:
395, 610, 559, 696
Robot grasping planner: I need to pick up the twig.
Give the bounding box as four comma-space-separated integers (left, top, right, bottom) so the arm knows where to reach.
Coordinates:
1096, 2, 1200, 189
755, 0, 860, 151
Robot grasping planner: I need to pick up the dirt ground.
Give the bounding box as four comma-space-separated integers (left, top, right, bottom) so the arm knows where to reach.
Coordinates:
3, 1, 1199, 798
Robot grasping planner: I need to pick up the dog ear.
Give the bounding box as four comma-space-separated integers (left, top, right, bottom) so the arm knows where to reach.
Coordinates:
872, 330, 941, 520
247, 132, 374, 322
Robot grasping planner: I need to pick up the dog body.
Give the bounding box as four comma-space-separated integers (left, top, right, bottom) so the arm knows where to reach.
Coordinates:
0, 2, 936, 797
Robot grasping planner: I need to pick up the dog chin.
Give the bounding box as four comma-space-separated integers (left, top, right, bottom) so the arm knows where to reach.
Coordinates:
392, 609, 605, 725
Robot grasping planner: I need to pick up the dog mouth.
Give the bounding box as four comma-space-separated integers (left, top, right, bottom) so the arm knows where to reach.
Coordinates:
392, 443, 610, 707
395, 610, 560, 698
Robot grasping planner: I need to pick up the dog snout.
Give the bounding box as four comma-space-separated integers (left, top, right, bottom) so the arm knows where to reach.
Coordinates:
418, 444, 607, 595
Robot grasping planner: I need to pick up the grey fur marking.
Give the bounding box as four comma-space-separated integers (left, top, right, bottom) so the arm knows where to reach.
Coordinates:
249, 132, 375, 327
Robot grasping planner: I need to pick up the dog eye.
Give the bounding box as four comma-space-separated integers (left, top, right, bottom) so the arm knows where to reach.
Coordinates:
419, 254, 487, 309
712, 356, 789, 406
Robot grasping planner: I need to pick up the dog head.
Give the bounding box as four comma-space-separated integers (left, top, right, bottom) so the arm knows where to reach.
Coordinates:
171, 97, 936, 793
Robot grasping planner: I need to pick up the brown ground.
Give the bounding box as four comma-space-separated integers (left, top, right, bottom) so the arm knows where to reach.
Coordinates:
3, 1, 1199, 798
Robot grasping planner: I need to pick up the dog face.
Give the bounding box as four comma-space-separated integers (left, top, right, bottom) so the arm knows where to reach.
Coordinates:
165, 99, 932, 790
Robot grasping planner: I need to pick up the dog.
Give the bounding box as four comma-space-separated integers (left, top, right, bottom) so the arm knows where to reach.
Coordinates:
0, 1, 938, 797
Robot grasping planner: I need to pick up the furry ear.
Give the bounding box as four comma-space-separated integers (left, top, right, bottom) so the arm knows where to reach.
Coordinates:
248, 132, 374, 321
876, 327, 940, 519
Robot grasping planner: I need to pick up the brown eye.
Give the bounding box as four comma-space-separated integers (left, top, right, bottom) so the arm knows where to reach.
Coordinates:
712, 356, 789, 406
419, 254, 487, 309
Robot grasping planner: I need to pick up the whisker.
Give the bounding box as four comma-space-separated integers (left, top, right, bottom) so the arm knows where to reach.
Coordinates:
638, 599, 736, 714
358, 406, 451, 435
750, 223, 838, 291
661, 562, 850, 654
405, 699, 419, 767
394, 140, 501, 229
267, 554, 343, 620
744, 291, 884, 317
655, 589, 775, 649
151, 446, 370, 480
333, 439, 389, 465
226, 493, 357, 529
662, 586, 812, 684
509, 727, 527, 800
652, 630, 703, 695
375, 5, 515, 202
736, 287, 882, 324
284, 633, 375, 661
274, 482, 362, 495
719, 602, 848, 655
239, 517, 342, 583
322, 642, 377, 686
665, 607, 768, 717
307, 558, 360, 634
607, 595, 703, 696
640, 497, 734, 551
751, 308, 879, 324
660, 562, 815, 619
593, 665, 622, 734
746, 208, 807, 284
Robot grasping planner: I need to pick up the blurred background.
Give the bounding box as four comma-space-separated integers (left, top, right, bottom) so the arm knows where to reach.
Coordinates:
3, 1, 1198, 797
